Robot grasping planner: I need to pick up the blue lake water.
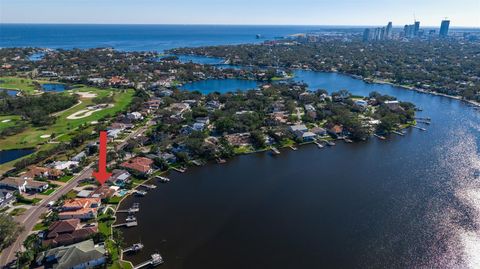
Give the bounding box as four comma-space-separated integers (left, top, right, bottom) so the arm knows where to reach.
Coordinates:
175, 55, 225, 65
42, 83, 67, 92
28, 52, 45, 61
181, 79, 259, 94
0, 149, 35, 165
0, 88, 19, 96
122, 69, 480, 269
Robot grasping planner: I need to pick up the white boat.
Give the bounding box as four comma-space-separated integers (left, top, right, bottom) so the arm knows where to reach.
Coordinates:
126, 216, 137, 222
156, 176, 170, 183
135, 190, 147, 196
132, 243, 144, 251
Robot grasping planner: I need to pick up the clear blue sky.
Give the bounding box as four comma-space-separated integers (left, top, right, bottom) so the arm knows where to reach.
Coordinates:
1, 0, 479, 27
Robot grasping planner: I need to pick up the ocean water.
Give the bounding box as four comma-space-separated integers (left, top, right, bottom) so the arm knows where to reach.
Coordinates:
0, 24, 328, 51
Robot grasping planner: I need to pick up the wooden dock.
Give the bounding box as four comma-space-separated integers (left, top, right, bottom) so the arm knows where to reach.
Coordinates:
139, 184, 157, 189
172, 167, 186, 173
412, 126, 427, 131
392, 131, 405, 136
112, 221, 138, 228
117, 203, 140, 214
313, 141, 324, 149
155, 176, 171, 183
133, 254, 164, 269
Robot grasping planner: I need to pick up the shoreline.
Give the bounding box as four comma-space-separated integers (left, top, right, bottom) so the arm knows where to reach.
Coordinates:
370, 78, 480, 108
172, 53, 480, 109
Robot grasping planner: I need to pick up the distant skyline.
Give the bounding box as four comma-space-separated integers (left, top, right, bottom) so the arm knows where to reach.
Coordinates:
0, 0, 479, 27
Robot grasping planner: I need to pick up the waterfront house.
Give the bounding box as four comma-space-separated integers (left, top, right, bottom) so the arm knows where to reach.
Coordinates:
311, 127, 327, 136
108, 169, 131, 185
225, 133, 252, 147
76, 190, 93, 198
59, 198, 101, 220
0, 177, 49, 194
43, 219, 98, 247
354, 100, 368, 109
327, 124, 345, 137
159, 152, 177, 164
90, 185, 115, 199
384, 100, 403, 111
36, 239, 106, 269
62, 198, 101, 211
289, 124, 308, 133
120, 157, 154, 175
300, 131, 317, 141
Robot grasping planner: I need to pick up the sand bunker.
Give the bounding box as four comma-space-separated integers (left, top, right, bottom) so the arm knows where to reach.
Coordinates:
40, 134, 51, 138
75, 91, 97, 98
66, 104, 114, 120
1, 119, 11, 123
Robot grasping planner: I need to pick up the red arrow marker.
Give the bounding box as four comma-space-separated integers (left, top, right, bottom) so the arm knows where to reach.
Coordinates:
92, 131, 111, 185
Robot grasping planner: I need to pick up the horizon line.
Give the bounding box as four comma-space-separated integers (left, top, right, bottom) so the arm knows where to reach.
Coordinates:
1, 22, 479, 29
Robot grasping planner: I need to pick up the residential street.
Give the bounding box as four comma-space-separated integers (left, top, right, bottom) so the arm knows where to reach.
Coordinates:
0, 165, 93, 267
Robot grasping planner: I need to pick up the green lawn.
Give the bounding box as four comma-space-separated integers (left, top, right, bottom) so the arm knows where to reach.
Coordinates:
0, 86, 134, 151
64, 190, 78, 199
33, 222, 48, 231
9, 207, 27, 216
0, 77, 42, 94
56, 175, 74, 183
41, 188, 56, 195
14, 196, 42, 205
109, 261, 133, 269
106, 196, 122, 204
0, 81, 134, 173
0, 115, 23, 132
99, 220, 113, 237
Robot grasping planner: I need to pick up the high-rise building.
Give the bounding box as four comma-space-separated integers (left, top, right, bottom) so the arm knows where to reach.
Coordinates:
404, 24, 415, 38
385, 22, 393, 39
414, 21, 420, 36
440, 20, 450, 37
363, 28, 371, 42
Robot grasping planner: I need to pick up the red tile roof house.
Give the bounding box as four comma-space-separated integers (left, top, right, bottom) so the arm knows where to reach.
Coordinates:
120, 157, 154, 176
43, 219, 98, 247
59, 198, 101, 221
